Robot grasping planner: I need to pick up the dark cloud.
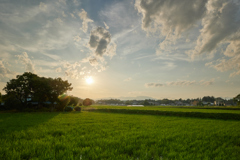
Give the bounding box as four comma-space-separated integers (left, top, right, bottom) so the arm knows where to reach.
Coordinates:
88, 27, 113, 57
145, 83, 164, 88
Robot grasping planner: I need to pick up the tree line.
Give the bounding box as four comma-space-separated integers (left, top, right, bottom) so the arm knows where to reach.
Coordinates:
0, 72, 93, 111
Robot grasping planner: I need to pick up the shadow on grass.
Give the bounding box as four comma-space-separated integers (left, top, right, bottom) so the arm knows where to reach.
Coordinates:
0, 112, 60, 134
89, 109, 240, 121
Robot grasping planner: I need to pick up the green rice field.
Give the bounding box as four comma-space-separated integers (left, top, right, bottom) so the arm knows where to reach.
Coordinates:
0, 106, 240, 159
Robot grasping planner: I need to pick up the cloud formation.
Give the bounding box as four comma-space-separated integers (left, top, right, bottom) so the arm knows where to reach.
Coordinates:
145, 83, 164, 88
135, 0, 207, 35
136, 0, 240, 77
200, 79, 215, 86
78, 9, 93, 33
166, 80, 196, 86
145, 79, 214, 88
0, 60, 14, 82
89, 27, 116, 57
16, 52, 35, 73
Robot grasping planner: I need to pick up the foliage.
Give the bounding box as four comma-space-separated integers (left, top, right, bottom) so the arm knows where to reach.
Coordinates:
68, 96, 83, 106
74, 106, 81, 111
57, 96, 70, 111
3, 72, 72, 111
64, 106, 73, 112
143, 100, 150, 106
0, 108, 239, 159
83, 98, 93, 106
202, 96, 215, 103
2, 93, 21, 110
234, 94, 240, 106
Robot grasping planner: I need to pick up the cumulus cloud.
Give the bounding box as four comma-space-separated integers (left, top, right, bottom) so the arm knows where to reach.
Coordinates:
59, 61, 82, 79
205, 54, 240, 77
145, 83, 164, 88
88, 27, 116, 57
191, 0, 240, 56
136, 0, 240, 77
166, 80, 196, 86
78, 9, 93, 33
16, 52, 35, 73
135, 0, 207, 35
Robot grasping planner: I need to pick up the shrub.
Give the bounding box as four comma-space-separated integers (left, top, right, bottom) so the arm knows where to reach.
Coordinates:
74, 106, 81, 111
64, 106, 73, 112
83, 98, 93, 106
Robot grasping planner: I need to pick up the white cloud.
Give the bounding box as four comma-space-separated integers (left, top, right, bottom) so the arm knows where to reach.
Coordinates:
78, 9, 93, 33
0, 59, 14, 81
62, 61, 81, 79
135, 0, 207, 35
205, 54, 240, 77
136, 0, 240, 77
191, 0, 240, 56
16, 52, 35, 73
104, 22, 109, 29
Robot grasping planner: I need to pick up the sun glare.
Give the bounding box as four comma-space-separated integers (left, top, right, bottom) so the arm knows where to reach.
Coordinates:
85, 76, 94, 84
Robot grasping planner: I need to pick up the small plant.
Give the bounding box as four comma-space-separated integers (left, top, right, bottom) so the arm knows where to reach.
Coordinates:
74, 106, 81, 111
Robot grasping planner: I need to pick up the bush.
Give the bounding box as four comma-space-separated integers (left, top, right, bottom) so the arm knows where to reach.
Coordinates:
74, 106, 81, 111
64, 106, 73, 112
83, 98, 93, 106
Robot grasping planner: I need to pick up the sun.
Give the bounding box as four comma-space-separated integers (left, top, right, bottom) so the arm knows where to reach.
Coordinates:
85, 76, 94, 84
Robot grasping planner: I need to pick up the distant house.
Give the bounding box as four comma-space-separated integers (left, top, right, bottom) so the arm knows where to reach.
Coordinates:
175, 101, 183, 106
214, 98, 225, 106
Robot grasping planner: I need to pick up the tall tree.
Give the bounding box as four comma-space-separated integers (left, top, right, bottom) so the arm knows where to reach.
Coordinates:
3, 72, 73, 110
3, 72, 38, 106
234, 94, 240, 106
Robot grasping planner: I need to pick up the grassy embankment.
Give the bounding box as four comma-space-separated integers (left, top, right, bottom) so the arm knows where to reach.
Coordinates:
0, 106, 240, 159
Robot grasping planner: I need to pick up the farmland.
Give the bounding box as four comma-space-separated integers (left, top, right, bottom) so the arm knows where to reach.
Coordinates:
0, 106, 240, 160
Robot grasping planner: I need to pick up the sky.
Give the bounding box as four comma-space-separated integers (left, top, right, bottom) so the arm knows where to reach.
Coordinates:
0, 0, 240, 100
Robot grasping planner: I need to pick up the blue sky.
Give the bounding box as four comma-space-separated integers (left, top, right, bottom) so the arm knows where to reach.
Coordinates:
0, 0, 240, 100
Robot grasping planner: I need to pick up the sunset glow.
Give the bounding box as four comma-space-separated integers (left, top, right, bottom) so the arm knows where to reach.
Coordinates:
85, 77, 94, 85
0, 0, 239, 100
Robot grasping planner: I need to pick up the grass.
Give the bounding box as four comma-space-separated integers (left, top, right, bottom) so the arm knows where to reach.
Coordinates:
0, 106, 240, 159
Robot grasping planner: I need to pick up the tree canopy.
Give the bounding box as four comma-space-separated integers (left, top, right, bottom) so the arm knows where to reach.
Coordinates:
3, 72, 72, 109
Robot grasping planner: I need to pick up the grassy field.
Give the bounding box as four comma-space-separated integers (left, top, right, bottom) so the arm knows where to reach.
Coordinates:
0, 106, 240, 160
